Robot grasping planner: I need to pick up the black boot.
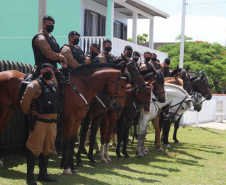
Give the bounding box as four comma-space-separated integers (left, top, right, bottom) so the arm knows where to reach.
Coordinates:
26, 150, 37, 185
37, 154, 57, 182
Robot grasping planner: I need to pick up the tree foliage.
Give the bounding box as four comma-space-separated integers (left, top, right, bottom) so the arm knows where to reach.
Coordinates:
128, 33, 149, 43
157, 41, 226, 94
175, 34, 193, 41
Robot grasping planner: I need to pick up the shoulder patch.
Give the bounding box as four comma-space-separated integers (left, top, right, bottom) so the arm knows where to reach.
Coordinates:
28, 84, 34, 88
38, 37, 45, 41
63, 48, 68, 52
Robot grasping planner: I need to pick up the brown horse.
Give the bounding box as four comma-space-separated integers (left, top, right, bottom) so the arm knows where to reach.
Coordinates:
100, 69, 165, 162
0, 70, 25, 133
61, 63, 133, 174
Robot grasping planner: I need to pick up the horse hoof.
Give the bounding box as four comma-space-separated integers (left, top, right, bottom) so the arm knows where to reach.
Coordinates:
144, 148, 149, 153
77, 163, 83, 167
106, 159, 112, 162
117, 156, 123, 160
72, 168, 79, 174
137, 154, 144, 158
166, 144, 171, 148
125, 156, 131, 159
101, 159, 107, 163
63, 169, 72, 175
158, 148, 163, 152
174, 140, 179, 143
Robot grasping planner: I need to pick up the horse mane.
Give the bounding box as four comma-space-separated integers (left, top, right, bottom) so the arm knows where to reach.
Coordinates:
165, 83, 190, 97
168, 69, 179, 77
72, 63, 121, 75
156, 70, 164, 86
190, 76, 198, 82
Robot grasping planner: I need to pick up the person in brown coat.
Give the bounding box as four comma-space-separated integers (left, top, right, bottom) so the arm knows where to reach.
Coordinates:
21, 63, 59, 185
60, 31, 85, 69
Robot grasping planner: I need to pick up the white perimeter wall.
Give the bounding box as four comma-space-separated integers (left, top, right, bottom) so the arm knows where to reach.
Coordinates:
180, 95, 226, 125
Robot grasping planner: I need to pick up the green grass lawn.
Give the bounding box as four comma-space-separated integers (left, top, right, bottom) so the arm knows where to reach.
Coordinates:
0, 125, 226, 185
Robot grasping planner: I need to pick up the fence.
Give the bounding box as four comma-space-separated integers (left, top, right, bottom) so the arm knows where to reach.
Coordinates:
0, 59, 33, 156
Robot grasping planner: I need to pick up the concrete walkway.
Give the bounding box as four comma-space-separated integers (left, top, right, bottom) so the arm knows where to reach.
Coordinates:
190, 120, 226, 130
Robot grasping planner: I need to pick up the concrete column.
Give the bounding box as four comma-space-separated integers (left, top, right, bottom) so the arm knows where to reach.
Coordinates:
38, 0, 46, 31
74, 0, 82, 34
132, 11, 138, 44
149, 16, 154, 49
106, 0, 114, 41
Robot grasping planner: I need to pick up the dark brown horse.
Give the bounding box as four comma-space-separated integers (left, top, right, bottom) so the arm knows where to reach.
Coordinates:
115, 81, 153, 159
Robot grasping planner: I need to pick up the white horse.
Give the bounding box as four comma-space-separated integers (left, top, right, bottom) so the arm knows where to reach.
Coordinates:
136, 83, 194, 158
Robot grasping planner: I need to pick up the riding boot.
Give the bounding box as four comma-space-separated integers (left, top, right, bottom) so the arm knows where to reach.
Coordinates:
38, 154, 57, 182
26, 150, 37, 185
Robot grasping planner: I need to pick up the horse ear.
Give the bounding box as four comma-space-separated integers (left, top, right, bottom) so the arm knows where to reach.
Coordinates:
120, 65, 126, 75
186, 66, 190, 71
121, 53, 129, 63
200, 73, 204, 80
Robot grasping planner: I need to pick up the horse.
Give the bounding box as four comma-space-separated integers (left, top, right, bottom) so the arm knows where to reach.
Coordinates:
99, 69, 166, 163
60, 63, 138, 174
136, 83, 193, 158
75, 58, 146, 166
170, 73, 212, 143
115, 82, 153, 159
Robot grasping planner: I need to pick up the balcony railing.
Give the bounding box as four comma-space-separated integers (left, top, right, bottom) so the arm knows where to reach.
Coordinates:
80, 36, 106, 54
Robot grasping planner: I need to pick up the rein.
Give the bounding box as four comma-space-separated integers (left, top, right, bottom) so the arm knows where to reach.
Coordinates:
191, 91, 206, 106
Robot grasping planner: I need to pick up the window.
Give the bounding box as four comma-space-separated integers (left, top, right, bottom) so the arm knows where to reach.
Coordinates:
84, 9, 106, 36
114, 20, 127, 40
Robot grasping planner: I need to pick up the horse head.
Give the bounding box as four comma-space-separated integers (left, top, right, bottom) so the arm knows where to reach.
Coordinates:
180, 67, 192, 95
191, 73, 212, 100
152, 69, 165, 103
106, 66, 130, 112
120, 54, 146, 92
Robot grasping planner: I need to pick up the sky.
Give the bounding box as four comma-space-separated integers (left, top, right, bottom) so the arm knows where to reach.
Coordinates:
127, 0, 226, 46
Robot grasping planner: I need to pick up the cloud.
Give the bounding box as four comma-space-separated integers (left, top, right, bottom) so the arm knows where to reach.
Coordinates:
128, 14, 226, 46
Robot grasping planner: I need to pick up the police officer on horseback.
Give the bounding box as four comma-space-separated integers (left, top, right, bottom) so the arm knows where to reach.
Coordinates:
161, 58, 171, 77
140, 51, 153, 72
98, 39, 116, 63
132, 51, 140, 71
21, 63, 59, 185
84, 43, 102, 64
32, 15, 67, 81
60, 31, 85, 69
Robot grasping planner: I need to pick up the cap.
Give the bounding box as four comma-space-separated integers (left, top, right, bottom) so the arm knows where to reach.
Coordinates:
68, 31, 80, 37
103, 39, 112, 45
164, 58, 170, 65
152, 53, 157, 57
42, 15, 55, 23
91, 43, 100, 50
41, 63, 55, 70
133, 51, 140, 57
124, 45, 133, 52
144, 51, 152, 56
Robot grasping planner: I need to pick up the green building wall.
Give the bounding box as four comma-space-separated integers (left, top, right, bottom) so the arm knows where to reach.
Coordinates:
0, 0, 81, 66
0, 0, 38, 65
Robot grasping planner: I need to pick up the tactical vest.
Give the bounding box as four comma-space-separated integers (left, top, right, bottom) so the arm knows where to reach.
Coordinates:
63, 44, 85, 64
85, 53, 102, 64
163, 67, 170, 77
145, 62, 153, 71
32, 33, 60, 71
32, 78, 59, 114
103, 52, 115, 64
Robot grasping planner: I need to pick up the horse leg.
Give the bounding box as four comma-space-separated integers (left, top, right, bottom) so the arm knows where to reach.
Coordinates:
61, 138, 72, 175
122, 120, 132, 158
0, 107, 10, 133
173, 116, 181, 143
152, 115, 163, 151
88, 118, 102, 165
100, 116, 109, 163
163, 120, 171, 148
69, 136, 79, 174
116, 116, 123, 159
76, 115, 90, 167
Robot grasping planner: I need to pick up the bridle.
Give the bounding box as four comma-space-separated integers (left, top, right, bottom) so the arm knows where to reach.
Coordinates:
191, 91, 206, 106
66, 68, 126, 111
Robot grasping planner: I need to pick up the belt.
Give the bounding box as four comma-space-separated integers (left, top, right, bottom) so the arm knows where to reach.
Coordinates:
35, 117, 57, 123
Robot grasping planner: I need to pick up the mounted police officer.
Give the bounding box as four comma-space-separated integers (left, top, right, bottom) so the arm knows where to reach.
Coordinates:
132, 51, 140, 71
151, 53, 161, 70
84, 43, 101, 64
21, 63, 59, 185
32, 15, 67, 82
60, 31, 85, 69
140, 51, 153, 72
161, 58, 171, 77
98, 39, 116, 63
123, 45, 133, 59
